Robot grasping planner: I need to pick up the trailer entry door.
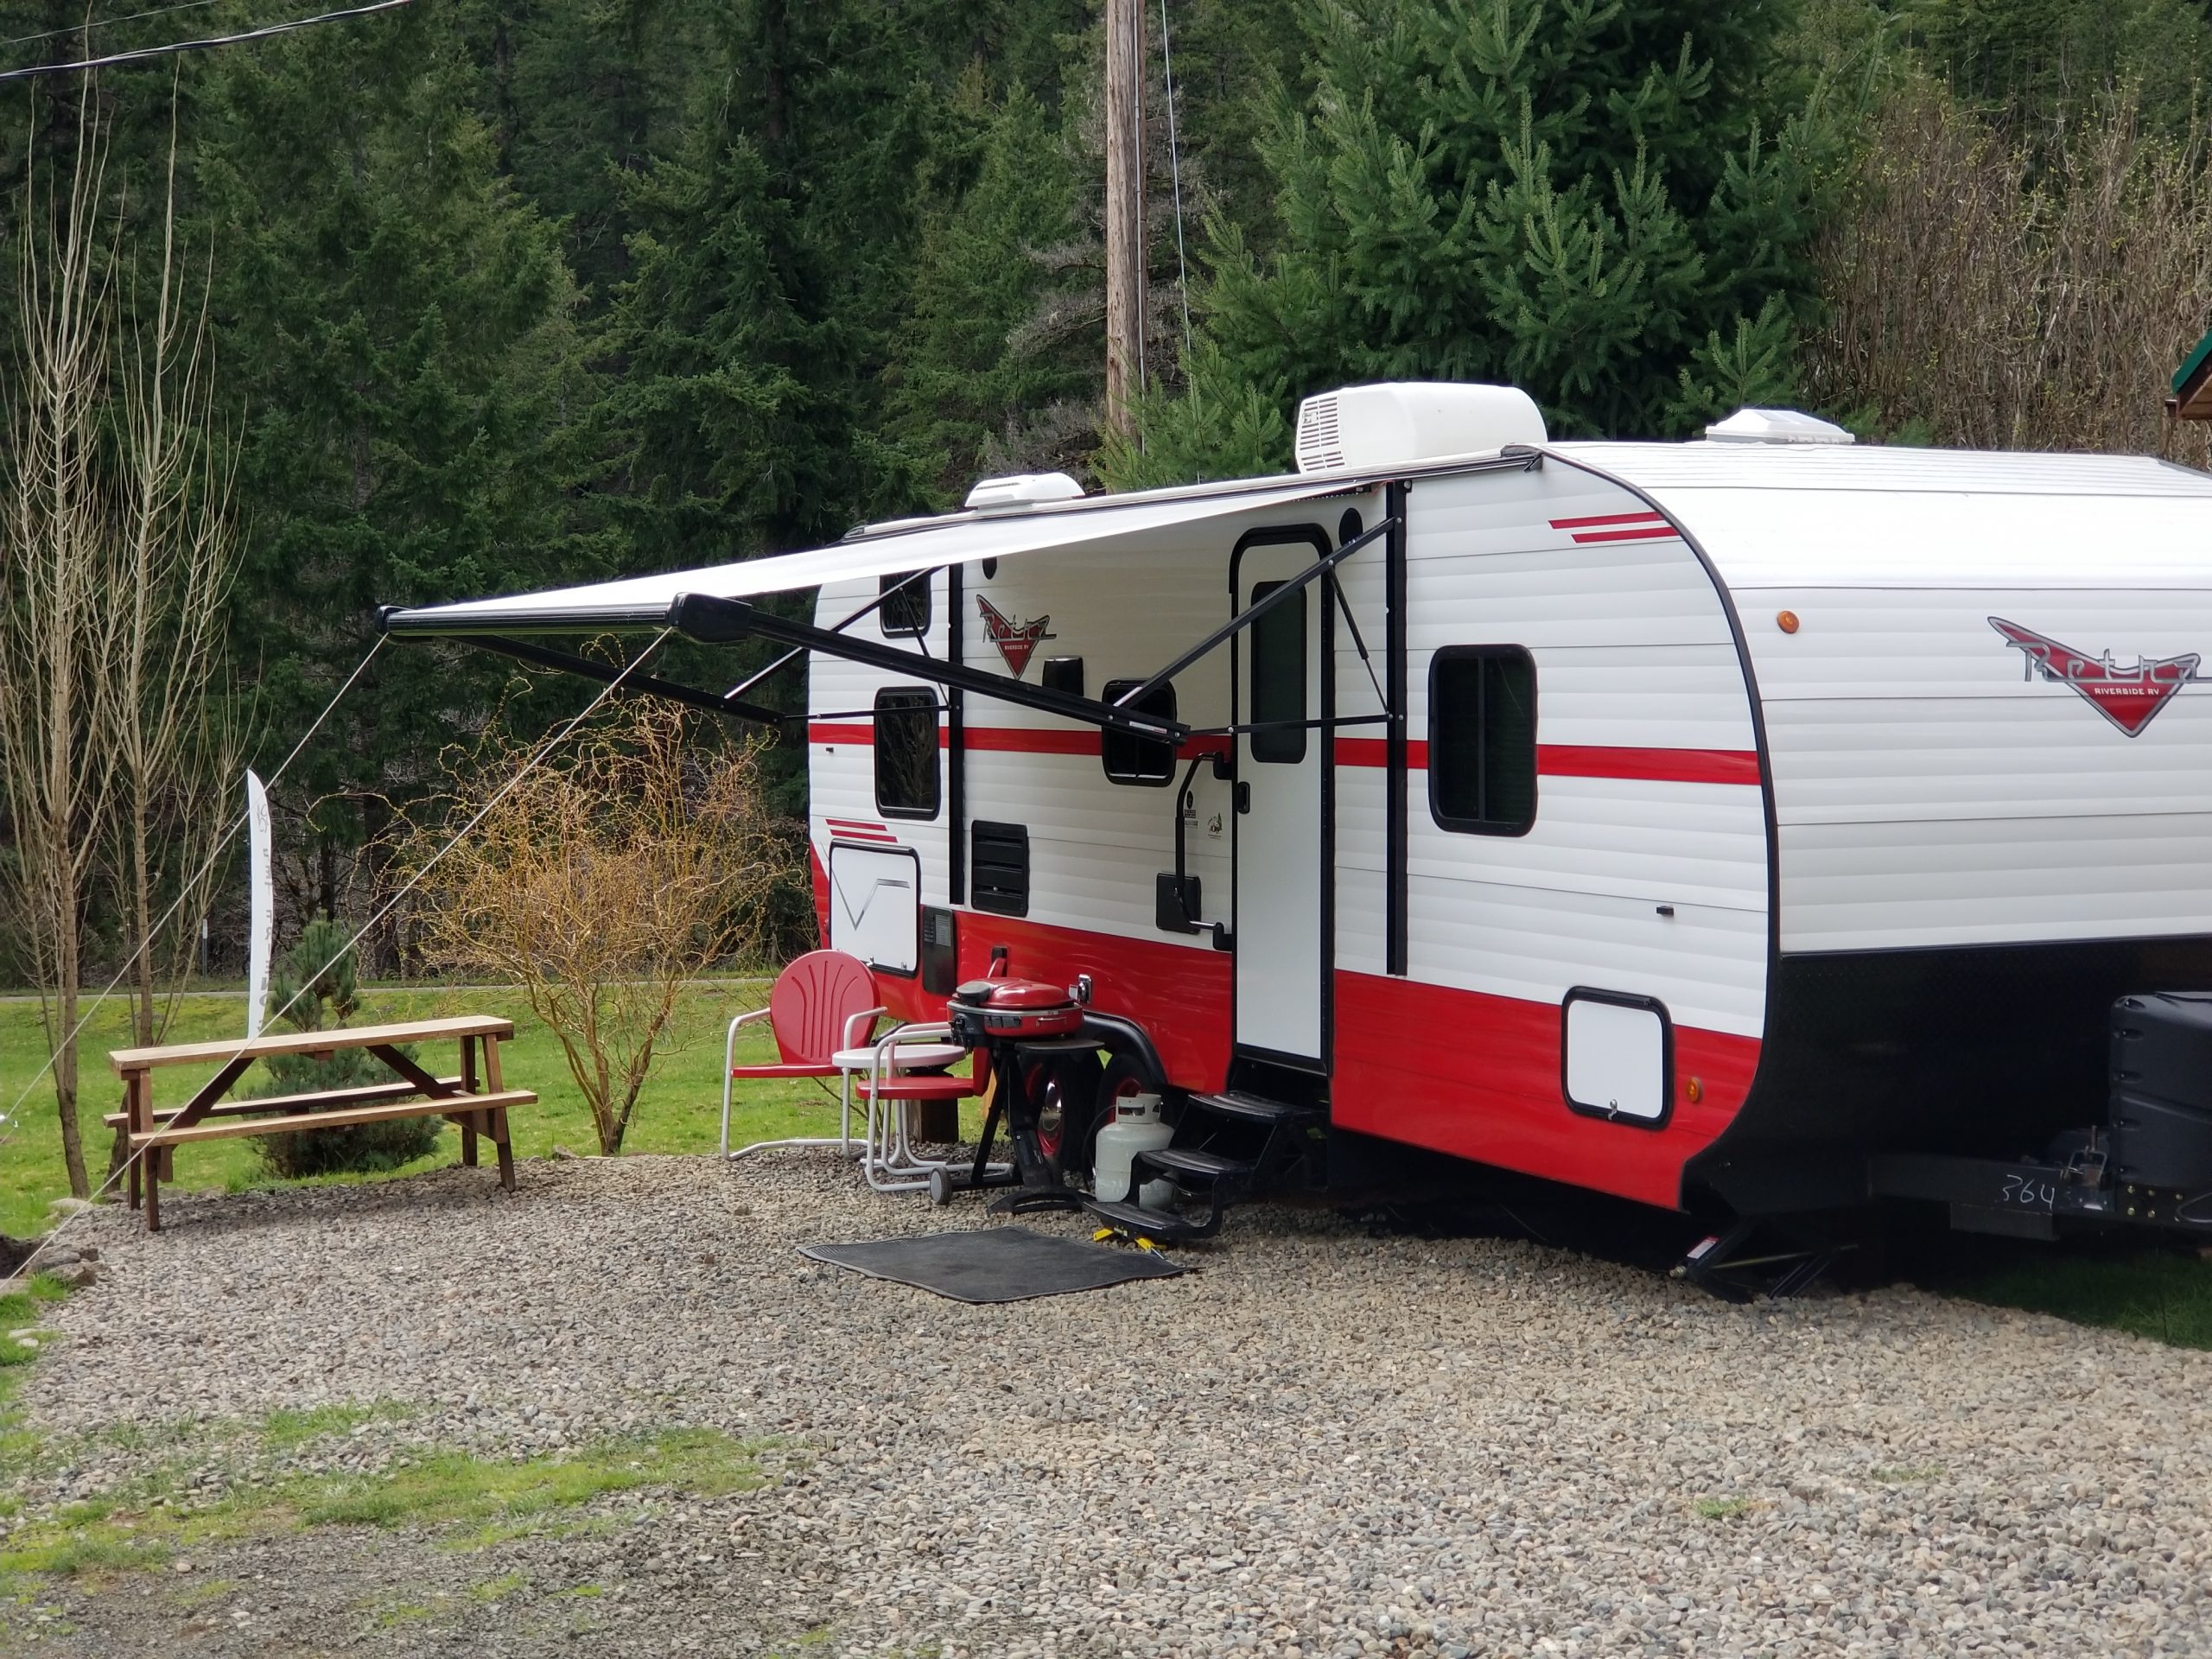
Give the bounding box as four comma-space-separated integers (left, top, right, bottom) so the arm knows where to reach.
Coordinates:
1234, 536, 1330, 1066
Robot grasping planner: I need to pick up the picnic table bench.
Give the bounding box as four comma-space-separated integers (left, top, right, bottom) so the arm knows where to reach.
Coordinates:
105, 1014, 537, 1232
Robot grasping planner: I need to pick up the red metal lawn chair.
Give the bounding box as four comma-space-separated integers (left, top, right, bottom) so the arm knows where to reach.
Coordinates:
721, 950, 886, 1160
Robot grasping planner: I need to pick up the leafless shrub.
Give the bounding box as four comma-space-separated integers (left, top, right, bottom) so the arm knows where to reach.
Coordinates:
1806, 79, 2212, 466
398, 699, 797, 1155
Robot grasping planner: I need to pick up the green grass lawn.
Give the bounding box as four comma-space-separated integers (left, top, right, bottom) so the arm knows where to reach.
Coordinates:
4, 987, 2209, 1350
1918, 1231, 2212, 1351
0, 982, 906, 1237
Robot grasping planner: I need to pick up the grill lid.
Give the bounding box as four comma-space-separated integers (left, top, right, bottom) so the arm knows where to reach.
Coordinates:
951, 976, 1074, 1010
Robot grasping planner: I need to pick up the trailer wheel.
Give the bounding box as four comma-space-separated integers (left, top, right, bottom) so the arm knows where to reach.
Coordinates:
1024, 1051, 1105, 1179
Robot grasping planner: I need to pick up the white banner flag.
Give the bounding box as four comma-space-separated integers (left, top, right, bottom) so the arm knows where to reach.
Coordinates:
245, 769, 273, 1040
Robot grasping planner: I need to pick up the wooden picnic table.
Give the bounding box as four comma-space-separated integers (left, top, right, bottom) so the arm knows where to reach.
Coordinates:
105, 1014, 537, 1232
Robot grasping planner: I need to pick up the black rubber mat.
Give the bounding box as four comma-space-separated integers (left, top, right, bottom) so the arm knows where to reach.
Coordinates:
798, 1225, 1184, 1303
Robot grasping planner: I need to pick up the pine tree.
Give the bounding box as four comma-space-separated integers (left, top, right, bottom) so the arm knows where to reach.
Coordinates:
191, 2, 588, 920
1107, 0, 1839, 485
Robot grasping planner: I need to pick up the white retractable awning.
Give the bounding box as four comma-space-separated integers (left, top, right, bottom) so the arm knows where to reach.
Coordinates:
380, 474, 1351, 636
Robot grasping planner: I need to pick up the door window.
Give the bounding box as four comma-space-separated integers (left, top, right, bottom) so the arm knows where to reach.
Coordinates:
873, 687, 940, 819
1248, 582, 1306, 764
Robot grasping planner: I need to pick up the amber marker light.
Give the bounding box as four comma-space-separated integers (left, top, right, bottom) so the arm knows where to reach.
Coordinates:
1686, 1077, 1704, 1103
1776, 610, 1800, 633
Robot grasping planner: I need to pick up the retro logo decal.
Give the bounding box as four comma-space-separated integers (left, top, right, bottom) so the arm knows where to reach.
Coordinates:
1988, 616, 2202, 736
976, 594, 1056, 678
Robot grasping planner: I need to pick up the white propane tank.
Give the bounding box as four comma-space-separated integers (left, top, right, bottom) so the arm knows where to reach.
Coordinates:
1092, 1092, 1174, 1207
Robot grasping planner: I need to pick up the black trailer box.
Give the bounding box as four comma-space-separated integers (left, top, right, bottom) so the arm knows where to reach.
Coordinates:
2109, 993, 2212, 1192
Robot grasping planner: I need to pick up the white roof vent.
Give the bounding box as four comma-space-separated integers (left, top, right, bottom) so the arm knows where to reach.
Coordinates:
1294, 382, 1547, 474
964, 470, 1086, 512
1703, 408, 1854, 445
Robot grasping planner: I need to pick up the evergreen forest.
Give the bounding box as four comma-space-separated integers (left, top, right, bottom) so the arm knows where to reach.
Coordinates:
4, 0, 2212, 985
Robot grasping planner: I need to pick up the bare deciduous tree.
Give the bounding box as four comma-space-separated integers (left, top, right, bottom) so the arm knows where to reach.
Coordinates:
1, 91, 245, 1198
1806, 79, 2212, 467
110, 104, 244, 1062
0, 99, 121, 1198
402, 699, 796, 1155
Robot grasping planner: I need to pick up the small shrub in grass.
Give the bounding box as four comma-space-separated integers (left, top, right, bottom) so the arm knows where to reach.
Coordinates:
251, 919, 440, 1180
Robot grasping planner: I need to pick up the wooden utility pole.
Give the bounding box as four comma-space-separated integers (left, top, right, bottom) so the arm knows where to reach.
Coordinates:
1103, 0, 1146, 440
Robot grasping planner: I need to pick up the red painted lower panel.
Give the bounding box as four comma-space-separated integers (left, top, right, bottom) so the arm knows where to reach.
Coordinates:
869, 912, 1233, 1094
1331, 970, 1761, 1210
852, 907, 1763, 1210
808, 844, 830, 944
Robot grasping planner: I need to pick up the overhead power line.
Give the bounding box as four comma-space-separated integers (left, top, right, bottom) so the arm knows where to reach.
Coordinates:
0, 0, 413, 85
0, 0, 226, 54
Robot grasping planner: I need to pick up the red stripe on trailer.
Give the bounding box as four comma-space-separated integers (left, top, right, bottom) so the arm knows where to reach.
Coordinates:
1333, 736, 1431, 768
825, 817, 890, 831
1538, 745, 1761, 785
808, 843, 830, 944
1334, 738, 1756, 785
1566, 525, 1682, 544
808, 722, 874, 745
1331, 970, 1761, 1210
867, 913, 1233, 1096
952, 728, 1235, 761
962, 727, 1101, 755
1547, 510, 1669, 530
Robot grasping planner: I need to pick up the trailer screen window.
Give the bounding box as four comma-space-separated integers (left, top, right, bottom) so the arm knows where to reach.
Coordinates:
1429, 646, 1536, 836
1101, 680, 1177, 784
873, 688, 940, 819
879, 571, 931, 637
1249, 582, 1306, 764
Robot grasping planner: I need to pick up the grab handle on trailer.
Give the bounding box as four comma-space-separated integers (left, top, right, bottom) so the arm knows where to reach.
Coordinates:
1157, 748, 1230, 938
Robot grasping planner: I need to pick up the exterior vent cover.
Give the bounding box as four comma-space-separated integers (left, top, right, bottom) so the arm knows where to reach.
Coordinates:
964, 471, 1085, 512
1295, 393, 1344, 471
1294, 382, 1546, 474
970, 820, 1031, 917
1704, 408, 1854, 445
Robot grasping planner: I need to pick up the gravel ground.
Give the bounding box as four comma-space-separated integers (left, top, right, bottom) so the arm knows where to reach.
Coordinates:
4, 1153, 2210, 1657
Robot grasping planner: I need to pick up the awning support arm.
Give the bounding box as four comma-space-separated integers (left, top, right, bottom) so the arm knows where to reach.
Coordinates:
454, 634, 786, 728
671, 594, 1192, 742
1326, 571, 1387, 713
721, 566, 935, 706
1109, 515, 1397, 712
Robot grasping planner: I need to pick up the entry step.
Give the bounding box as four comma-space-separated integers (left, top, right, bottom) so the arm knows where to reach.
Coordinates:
1080, 1195, 1207, 1243
1133, 1146, 1255, 1184
1185, 1090, 1325, 1127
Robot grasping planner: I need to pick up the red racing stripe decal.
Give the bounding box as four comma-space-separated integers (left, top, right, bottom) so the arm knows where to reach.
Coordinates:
1548, 509, 1681, 545
962, 727, 1100, 755
1537, 745, 1761, 785
1332, 736, 1429, 769
950, 728, 1230, 761
1335, 738, 1757, 785
1548, 509, 1669, 529
808, 721, 874, 745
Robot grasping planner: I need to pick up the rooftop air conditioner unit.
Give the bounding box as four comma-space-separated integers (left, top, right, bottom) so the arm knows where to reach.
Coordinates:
1294, 382, 1547, 474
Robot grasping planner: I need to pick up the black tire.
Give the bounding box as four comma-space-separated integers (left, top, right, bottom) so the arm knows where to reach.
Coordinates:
1024, 1050, 1105, 1179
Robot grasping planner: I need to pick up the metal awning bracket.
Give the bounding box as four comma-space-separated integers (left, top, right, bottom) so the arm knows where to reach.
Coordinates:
1110, 514, 1398, 713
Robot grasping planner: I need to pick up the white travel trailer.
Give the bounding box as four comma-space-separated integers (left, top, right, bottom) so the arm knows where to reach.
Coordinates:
385, 382, 2212, 1254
